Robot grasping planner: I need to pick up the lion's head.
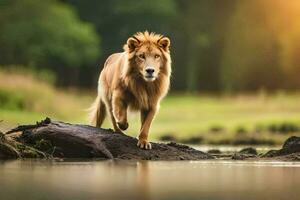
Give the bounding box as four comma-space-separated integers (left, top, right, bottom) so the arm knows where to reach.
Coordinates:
124, 31, 171, 82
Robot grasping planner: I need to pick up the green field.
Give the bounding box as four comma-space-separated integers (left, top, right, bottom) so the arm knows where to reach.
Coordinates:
1, 69, 300, 144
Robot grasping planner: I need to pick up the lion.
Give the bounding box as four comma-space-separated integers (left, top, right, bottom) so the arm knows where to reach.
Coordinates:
88, 31, 171, 149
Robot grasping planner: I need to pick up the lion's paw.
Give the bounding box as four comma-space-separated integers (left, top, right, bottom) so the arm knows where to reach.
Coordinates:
137, 139, 152, 150
117, 121, 129, 131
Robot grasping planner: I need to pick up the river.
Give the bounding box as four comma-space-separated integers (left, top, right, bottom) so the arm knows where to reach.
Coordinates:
0, 159, 299, 200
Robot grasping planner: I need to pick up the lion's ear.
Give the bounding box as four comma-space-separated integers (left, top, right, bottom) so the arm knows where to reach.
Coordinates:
158, 37, 170, 51
126, 37, 140, 52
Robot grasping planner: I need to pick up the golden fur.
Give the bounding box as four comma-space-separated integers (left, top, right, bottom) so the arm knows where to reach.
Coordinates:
89, 31, 171, 149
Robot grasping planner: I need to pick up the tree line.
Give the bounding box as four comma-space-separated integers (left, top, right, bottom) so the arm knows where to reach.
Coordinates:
1, 0, 300, 92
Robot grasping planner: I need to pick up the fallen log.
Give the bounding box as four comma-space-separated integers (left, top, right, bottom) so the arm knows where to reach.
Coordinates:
3, 118, 213, 160
1, 118, 299, 161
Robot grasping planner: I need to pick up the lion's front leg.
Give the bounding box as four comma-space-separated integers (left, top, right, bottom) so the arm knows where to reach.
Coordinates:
138, 108, 157, 149
112, 90, 128, 131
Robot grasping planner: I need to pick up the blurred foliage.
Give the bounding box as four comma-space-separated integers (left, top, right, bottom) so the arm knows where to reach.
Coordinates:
1, 65, 57, 84
1, 0, 300, 92
220, 0, 300, 91
0, 0, 100, 86
0, 90, 24, 110
0, 68, 92, 122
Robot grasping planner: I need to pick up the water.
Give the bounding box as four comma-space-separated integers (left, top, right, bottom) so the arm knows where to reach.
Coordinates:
194, 144, 279, 153
0, 160, 299, 200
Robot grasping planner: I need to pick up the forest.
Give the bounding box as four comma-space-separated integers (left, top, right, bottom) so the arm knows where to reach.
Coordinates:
1, 0, 300, 92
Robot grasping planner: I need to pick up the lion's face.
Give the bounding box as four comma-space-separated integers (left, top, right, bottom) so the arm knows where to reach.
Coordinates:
125, 32, 170, 82
134, 44, 163, 82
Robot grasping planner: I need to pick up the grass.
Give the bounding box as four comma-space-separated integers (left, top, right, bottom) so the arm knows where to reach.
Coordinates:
0, 68, 300, 144
125, 94, 300, 144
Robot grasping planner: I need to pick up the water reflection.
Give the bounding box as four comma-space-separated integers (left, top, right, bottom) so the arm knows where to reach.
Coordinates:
137, 161, 151, 200
0, 160, 299, 200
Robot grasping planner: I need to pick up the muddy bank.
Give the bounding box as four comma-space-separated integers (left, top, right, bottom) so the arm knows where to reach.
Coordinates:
209, 139, 300, 161
261, 136, 300, 161
1, 118, 299, 161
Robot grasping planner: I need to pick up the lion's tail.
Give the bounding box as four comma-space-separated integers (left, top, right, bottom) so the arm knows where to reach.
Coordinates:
88, 95, 106, 127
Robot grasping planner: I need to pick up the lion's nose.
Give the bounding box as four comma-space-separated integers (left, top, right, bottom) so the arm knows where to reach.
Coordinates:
145, 68, 155, 75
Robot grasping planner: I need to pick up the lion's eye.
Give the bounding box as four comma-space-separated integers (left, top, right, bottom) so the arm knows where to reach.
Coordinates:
154, 54, 160, 59
138, 54, 145, 59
